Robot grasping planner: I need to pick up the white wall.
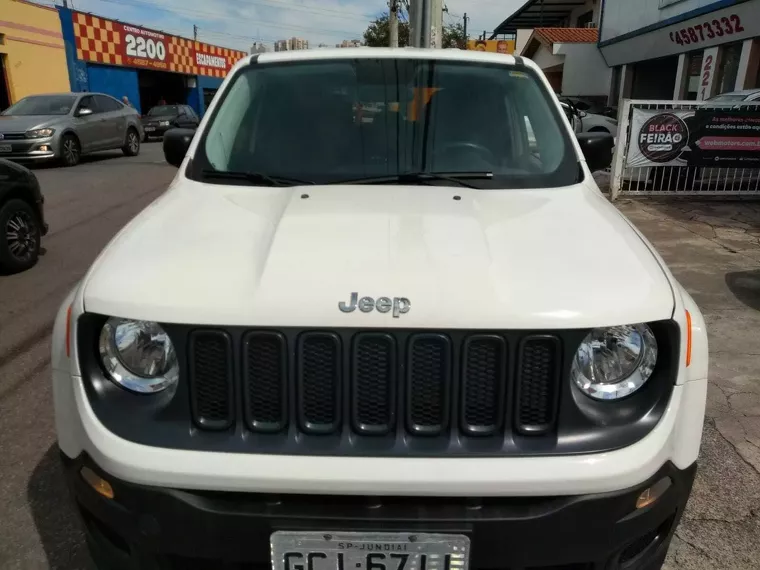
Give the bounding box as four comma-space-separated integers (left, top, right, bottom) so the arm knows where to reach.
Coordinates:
601, 0, 729, 42
515, 29, 533, 55
556, 42, 612, 96
530, 44, 564, 70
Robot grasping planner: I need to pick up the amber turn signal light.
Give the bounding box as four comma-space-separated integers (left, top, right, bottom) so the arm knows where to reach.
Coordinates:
685, 310, 692, 367
636, 477, 671, 510
80, 466, 115, 500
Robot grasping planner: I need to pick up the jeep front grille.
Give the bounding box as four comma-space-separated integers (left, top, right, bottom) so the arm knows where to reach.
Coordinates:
188, 329, 562, 447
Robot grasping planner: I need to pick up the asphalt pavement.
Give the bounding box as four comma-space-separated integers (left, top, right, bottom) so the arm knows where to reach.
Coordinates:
1, 147, 759, 569
0, 142, 174, 569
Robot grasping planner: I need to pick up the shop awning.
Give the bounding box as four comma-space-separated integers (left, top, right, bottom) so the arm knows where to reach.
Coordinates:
491, 0, 589, 37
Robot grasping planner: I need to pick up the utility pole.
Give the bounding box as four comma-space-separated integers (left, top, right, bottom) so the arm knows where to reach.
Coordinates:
410, 0, 422, 47
421, 0, 432, 47
389, 0, 399, 48
193, 25, 198, 41
463, 12, 469, 45
63, 0, 68, 7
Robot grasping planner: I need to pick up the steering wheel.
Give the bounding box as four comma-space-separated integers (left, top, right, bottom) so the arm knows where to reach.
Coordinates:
433, 142, 496, 168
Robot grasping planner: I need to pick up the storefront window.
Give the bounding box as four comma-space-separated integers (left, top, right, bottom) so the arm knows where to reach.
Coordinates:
686, 51, 703, 100
716, 42, 743, 95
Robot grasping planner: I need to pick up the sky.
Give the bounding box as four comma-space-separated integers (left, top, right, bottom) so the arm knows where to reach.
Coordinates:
38, 0, 525, 52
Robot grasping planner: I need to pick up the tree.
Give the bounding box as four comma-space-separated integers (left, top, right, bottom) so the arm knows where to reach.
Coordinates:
363, 13, 464, 49
364, 14, 410, 47
442, 22, 466, 49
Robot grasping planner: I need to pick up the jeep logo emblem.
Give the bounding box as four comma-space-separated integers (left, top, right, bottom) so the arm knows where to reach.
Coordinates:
339, 292, 411, 318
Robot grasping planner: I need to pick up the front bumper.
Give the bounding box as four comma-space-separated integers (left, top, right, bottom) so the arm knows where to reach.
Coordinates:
63, 452, 696, 570
0, 138, 57, 161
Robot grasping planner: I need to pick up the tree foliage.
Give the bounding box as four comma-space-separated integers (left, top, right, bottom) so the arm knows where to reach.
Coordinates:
442, 22, 466, 49
363, 14, 411, 47
363, 10, 466, 49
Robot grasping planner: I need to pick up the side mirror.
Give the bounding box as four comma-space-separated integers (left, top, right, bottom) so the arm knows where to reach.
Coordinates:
579, 110, 588, 119
77, 107, 93, 117
163, 128, 195, 167
576, 132, 614, 172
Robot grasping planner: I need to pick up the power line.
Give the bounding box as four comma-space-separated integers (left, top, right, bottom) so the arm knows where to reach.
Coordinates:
93, 0, 366, 36
93, 0, 379, 23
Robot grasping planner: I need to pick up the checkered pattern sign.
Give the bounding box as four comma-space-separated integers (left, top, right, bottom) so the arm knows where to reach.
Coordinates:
72, 11, 246, 78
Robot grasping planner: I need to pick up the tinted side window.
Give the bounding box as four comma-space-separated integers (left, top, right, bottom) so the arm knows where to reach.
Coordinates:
78, 96, 100, 114
95, 95, 121, 112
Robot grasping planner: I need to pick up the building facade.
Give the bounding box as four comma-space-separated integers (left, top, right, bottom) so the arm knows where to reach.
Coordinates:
274, 38, 309, 51
57, 7, 246, 116
0, 0, 71, 110
493, 0, 609, 100
601, 0, 760, 103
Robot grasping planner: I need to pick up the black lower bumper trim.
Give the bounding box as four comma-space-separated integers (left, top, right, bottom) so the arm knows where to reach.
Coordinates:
62, 452, 696, 570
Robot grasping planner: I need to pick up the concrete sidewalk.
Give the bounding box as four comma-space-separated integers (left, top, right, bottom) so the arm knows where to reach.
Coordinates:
616, 199, 760, 570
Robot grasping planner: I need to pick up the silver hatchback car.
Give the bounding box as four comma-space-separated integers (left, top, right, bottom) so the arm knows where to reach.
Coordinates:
0, 93, 144, 167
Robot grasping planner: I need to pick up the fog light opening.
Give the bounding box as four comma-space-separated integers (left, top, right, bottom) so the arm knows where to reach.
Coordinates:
80, 466, 115, 499
636, 477, 671, 510
38, 145, 51, 152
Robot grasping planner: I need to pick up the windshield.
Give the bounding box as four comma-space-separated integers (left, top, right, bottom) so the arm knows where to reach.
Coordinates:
148, 105, 179, 116
1, 95, 77, 116
192, 58, 578, 189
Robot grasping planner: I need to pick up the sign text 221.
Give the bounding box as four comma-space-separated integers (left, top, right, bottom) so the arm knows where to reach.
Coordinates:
669, 14, 745, 46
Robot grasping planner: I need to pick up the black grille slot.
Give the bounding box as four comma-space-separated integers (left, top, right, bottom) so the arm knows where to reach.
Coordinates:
243, 332, 287, 433
0, 133, 26, 140
297, 332, 341, 434
515, 336, 561, 434
352, 333, 396, 435
406, 334, 451, 436
189, 331, 234, 430
461, 335, 507, 436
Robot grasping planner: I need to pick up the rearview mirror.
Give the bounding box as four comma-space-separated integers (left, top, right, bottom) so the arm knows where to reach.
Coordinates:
163, 128, 195, 167
576, 132, 614, 172
77, 107, 93, 117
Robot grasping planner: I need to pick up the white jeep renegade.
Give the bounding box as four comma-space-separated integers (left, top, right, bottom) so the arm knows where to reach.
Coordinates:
51, 48, 708, 570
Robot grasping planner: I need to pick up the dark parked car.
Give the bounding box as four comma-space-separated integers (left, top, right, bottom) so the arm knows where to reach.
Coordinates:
142, 105, 200, 139
0, 158, 47, 272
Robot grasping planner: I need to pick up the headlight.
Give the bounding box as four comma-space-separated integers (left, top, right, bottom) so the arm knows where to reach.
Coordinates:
98, 318, 179, 393
159, 121, 170, 126
571, 324, 657, 401
26, 128, 55, 138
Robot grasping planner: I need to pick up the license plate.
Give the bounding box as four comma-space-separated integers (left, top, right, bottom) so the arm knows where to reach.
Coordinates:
271, 532, 470, 570
144, 127, 156, 132
0, 144, 11, 153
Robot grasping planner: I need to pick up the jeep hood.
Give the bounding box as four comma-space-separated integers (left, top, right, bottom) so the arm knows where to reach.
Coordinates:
83, 181, 674, 329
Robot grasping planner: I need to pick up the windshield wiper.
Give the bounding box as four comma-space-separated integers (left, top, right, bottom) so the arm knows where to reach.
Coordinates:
201, 169, 315, 187
337, 172, 493, 190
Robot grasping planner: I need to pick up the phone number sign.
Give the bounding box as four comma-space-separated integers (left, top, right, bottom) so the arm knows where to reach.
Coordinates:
72, 11, 246, 78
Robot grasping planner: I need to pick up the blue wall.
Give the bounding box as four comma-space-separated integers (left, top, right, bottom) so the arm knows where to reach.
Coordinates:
58, 6, 88, 92
196, 75, 224, 116
87, 65, 141, 113
57, 5, 223, 117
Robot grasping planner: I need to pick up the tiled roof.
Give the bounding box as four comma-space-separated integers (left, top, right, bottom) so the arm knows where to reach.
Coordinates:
534, 27, 599, 44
